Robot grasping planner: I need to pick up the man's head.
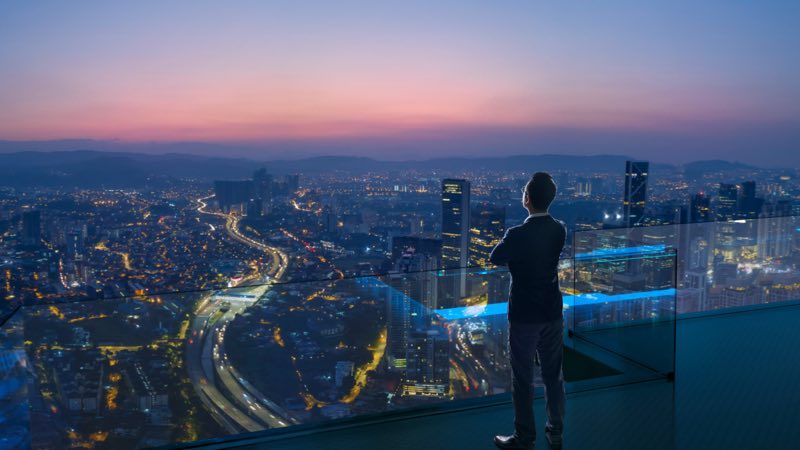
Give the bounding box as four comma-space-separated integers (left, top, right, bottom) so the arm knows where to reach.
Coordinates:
523, 172, 557, 214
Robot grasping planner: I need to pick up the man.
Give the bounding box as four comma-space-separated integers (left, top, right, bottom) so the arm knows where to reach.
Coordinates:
490, 172, 567, 449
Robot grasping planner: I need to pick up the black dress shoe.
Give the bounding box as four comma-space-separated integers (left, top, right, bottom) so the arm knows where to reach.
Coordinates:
494, 434, 535, 449
545, 428, 562, 448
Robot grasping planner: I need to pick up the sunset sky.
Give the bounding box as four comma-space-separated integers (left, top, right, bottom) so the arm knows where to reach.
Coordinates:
1, 1, 798, 163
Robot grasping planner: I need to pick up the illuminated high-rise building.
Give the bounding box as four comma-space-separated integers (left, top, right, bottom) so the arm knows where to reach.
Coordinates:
685, 193, 713, 272
386, 250, 438, 371
622, 161, 648, 227
469, 203, 505, 267
403, 327, 450, 397
441, 179, 470, 299
757, 200, 793, 259
737, 181, 763, 220
716, 183, 738, 221
690, 193, 711, 223
575, 178, 592, 197
65, 226, 87, 260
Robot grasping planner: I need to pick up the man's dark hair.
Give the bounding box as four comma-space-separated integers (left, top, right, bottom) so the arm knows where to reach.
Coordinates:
525, 172, 557, 210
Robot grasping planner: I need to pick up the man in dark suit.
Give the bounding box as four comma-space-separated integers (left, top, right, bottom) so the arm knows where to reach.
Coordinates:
490, 172, 567, 449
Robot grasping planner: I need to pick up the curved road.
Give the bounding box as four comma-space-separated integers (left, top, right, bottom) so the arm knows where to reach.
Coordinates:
186, 195, 291, 432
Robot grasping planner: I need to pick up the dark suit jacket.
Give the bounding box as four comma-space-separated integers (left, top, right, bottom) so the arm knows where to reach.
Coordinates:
489, 214, 567, 324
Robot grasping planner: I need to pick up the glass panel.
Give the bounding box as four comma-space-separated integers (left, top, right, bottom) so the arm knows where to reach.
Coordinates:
8, 258, 678, 448
675, 216, 800, 315
569, 241, 677, 378
574, 216, 800, 317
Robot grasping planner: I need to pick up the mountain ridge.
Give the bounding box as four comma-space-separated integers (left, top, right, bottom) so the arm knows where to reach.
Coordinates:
0, 150, 768, 188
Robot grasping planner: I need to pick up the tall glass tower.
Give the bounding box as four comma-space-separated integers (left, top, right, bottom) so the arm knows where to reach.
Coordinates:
716, 183, 738, 221
623, 161, 649, 227
469, 203, 505, 267
441, 179, 470, 299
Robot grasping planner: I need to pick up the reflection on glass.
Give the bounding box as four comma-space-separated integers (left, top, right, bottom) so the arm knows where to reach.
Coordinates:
574, 217, 800, 315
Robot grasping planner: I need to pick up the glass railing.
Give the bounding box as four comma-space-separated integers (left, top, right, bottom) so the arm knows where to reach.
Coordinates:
5, 213, 798, 449
0, 244, 677, 449
570, 246, 677, 378
574, 215, 800, 316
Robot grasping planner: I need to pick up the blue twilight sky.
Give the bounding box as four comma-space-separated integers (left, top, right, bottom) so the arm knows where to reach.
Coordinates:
0, 0, 798, 164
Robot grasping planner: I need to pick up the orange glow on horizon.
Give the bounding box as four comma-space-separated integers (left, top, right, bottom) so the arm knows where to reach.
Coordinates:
1, 64, 740, 141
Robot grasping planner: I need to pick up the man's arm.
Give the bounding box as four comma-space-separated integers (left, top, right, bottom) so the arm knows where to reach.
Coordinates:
489, 228, 516, 266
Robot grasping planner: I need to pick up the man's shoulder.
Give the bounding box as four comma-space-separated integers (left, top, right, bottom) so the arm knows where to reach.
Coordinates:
521, 216, 566, 231
552, 217, 567, 232
504, 223, 525, 238
541, 215, 566, 230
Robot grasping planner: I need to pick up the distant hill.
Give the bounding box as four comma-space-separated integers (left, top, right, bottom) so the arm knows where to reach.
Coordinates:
682, 160, 759, 181
0, 151, 257, 187
683, 159, 756, 171
260, 154, 658, 173
0, 150, 768, 188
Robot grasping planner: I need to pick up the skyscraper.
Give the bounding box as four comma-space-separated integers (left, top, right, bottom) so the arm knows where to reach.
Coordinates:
622, 161, 648, 227
213, 180, 253, 213
690, 193, 711, 223
65, 225, 87, 260
441, 179, 470, 299
686, 193, 713, 272
394, 250, 439, 310
737, 181, 763, 220
757, 200, 793, 259
469, 203, 505, 267
716, 183, 738, 221
740, 180, 756, 199
252, 168, 273, 212
402, 327, 450, 397
21, 210, 41, 246
386, 250, 438, 371
575, 178, 592, 197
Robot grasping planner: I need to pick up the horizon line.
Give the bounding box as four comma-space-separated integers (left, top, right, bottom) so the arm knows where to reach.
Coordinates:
0, 146, 766, 170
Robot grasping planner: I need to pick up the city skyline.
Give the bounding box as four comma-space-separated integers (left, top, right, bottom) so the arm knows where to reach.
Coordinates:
1, 1, 799, 165
2, 152, 799, 448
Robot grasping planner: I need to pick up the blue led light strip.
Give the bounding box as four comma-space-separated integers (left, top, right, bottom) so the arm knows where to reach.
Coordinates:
574, 244, 667, 260
435, 288, 676, 321
357, 275, 675, 322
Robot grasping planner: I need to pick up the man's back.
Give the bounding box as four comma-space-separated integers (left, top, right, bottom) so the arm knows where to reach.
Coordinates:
489, 214, 566, 324
491, 173, 567, 449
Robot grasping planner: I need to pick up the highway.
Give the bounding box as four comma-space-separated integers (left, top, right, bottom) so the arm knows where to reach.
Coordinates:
186, 195, 292, 431
225, 213, 288, 279
211, 299, 294, 428
197, 194, 289, 280
186, 292, 264, 433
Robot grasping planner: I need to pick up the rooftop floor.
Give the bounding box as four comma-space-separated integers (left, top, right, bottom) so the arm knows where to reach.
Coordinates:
189, 302, 800, 450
